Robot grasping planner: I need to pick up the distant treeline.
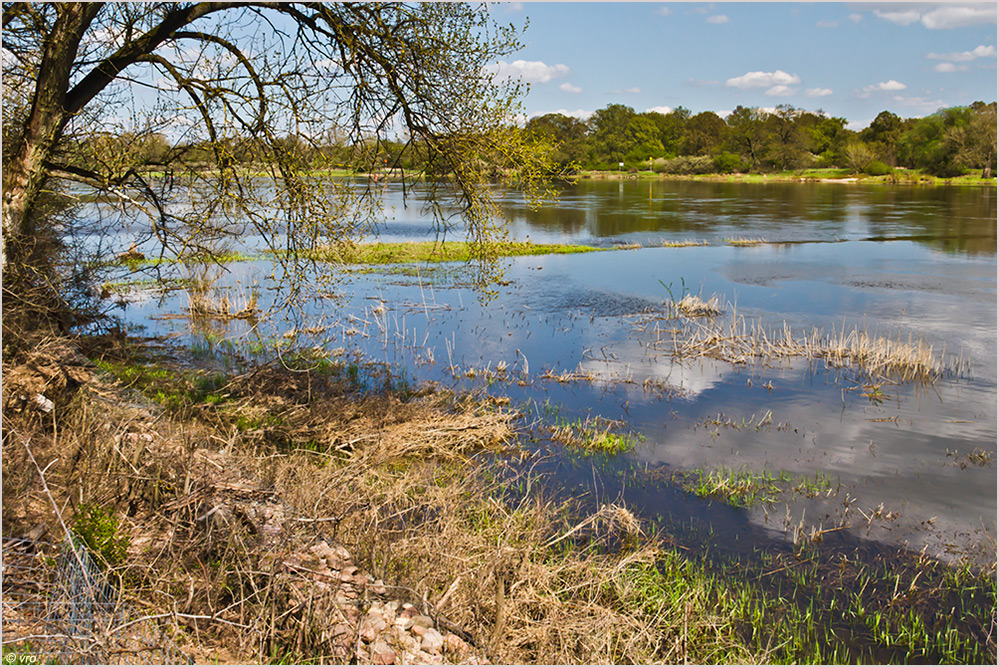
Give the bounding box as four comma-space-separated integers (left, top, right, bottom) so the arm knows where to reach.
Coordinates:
97, 101, 996, 180
524, 102, 997, 178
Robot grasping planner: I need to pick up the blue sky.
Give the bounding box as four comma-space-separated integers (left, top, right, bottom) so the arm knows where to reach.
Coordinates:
486, 2, 998, 129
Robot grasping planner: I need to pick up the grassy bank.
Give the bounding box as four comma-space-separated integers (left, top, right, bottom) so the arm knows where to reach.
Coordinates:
2, 336, 994, 664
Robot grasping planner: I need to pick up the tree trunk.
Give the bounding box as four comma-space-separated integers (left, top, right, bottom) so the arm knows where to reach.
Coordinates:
2, 3, 98, 268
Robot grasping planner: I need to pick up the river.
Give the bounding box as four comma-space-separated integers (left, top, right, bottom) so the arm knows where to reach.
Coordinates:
111, 178, 997, 564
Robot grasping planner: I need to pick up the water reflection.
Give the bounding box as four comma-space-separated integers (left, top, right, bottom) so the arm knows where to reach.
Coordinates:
109, 179, 996, 562
495, 180, 996, 256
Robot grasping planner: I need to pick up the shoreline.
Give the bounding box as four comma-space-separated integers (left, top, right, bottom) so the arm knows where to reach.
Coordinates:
570, 169, 998, 187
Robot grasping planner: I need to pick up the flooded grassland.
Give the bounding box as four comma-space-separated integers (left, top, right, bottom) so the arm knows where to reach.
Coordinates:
102, 179, 996, 662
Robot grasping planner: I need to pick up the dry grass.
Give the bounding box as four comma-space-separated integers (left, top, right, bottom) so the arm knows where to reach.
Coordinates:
2, 336, 755, 665
661, 239, 709, 248
186, 288, 258, 320
651, 313, 957, 383
674, 294, 723, 318
724, 237, 767, 247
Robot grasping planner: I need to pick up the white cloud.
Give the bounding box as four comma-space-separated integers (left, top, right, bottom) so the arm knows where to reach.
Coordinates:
765, 85, 796, 97
656, 6, 671, 17
927, 44, 997, 61
483, 59, 570, 84
921, 4, 997, 29
726, 70, 801, 89
612, 87, 642, 94
861, 80, 907, 96
805, 87, 834, 97
874, 8, 922, 25
531, 108, 593, 121
871, 4, 997, 29
892, 95, 946, 113
846, 117, 872, 131
816, 20, 839, 28
707, 14, 730, 24
848, 13, 864, 23
646, 105, 673, 114
559, 82, 582, 94
934, 62, 969, 72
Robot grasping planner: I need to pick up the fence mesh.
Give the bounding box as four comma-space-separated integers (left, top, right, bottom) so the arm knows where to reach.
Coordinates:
2, 536, 191, 664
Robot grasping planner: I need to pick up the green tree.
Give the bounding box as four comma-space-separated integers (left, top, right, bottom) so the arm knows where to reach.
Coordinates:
797, 111, 848, 165
725, 106, 768, 167
624, 115, 664, 162
843, 139, 876, 173
860, 110, 904, 166
950, 102, 997, 178
525, 113, 589, 170
643, 108, 687, 157
681, 111, 727, 156
764, 105, 809, 170
588, 103, 637, 166
898, 107, 973, 176
2, 3, 551, 338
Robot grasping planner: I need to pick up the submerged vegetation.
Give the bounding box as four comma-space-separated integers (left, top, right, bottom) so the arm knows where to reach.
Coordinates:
677, 467, 835, 508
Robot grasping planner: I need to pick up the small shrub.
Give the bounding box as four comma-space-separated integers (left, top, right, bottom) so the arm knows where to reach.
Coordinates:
713, 151, 743, 174
654, 155, 715, 175
73, 504, 129, 569
864, 160, 892, 176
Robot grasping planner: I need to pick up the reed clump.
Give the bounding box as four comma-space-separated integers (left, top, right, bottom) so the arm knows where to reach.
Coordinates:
674, 294, 722, 318
655, 312, 958, 383
724, 237, 767, 247
661, 239, 709, 248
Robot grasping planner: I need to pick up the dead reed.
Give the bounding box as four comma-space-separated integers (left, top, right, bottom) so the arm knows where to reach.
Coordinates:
652, 312, 958, 383
674, 294, 723, 318
661, 239, 709, 248
724, 237, 767, 247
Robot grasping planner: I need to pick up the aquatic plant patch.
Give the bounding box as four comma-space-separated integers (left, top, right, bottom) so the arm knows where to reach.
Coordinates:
302, 240, 605, 265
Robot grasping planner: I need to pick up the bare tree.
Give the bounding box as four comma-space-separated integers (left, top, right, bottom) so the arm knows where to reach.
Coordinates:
2, 2, 551, 331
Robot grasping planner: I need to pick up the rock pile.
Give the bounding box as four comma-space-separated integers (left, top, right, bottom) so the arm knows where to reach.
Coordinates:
271, 540, 490, 665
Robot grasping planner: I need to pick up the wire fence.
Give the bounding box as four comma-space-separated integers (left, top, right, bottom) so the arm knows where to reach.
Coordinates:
2, 535, 191, 665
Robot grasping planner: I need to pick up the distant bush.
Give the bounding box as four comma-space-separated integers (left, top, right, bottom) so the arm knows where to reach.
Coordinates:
864, 160, 893, 176
713, 152, 744, 174
654, 155, 715, 175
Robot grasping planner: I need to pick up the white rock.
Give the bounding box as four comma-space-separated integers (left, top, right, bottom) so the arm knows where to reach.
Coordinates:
421, 627, 445, 653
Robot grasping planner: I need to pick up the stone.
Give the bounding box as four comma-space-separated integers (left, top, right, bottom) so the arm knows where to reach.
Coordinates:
443, 633, 468, 655
390, 626, 420, 653
372, 579, 388, 595
371, 639, 397, 665
411, 624, 428, 637
359, 614, 388, 642
394, 615, 414, 631
411, 614, 435, 630
421, 627, 445, 653
404, 650, 435, 664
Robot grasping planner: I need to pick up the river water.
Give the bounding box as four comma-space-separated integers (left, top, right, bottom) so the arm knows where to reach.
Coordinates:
112, 179, 997, 563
